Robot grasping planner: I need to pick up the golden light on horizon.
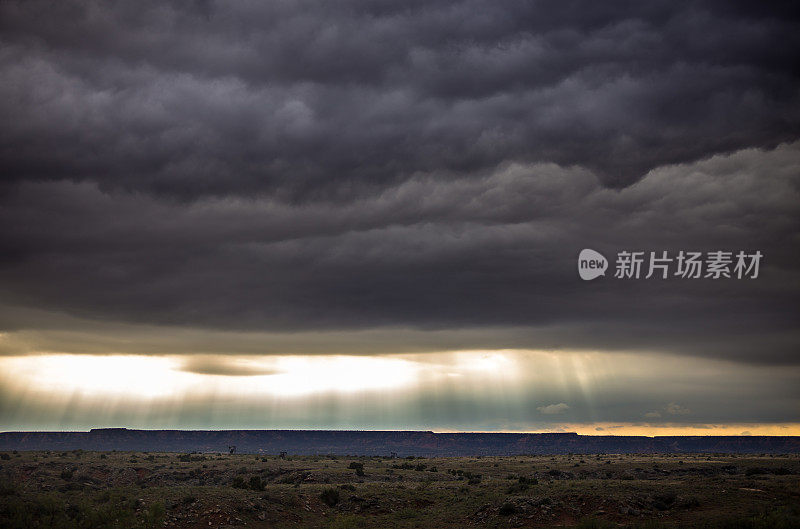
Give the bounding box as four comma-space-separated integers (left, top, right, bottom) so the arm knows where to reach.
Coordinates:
0, 350, 797, 434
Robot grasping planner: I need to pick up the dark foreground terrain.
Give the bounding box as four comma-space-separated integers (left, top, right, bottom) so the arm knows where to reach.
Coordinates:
1, 451, 799, 528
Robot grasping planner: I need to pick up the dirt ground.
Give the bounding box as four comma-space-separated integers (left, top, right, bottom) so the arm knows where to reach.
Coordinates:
1, 450, 799, 528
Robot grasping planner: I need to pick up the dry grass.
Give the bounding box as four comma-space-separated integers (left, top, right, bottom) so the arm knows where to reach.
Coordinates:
1, 451, 798, 528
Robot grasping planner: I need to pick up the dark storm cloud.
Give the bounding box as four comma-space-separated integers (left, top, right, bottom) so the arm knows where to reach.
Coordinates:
0, 0, 799, 198
0, 1, 799, 364
1, 145, 799, 363
179, 356, 279, 376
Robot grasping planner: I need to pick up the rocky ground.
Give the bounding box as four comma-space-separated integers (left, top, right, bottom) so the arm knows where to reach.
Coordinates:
1, 451, 799, 528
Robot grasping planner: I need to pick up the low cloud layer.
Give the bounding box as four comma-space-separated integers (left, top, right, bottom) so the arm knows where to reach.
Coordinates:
1, 144, 798, 363
537, 403, 570, 415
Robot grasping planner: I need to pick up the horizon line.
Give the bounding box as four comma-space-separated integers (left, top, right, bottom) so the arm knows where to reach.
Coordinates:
3, 427, 800, 438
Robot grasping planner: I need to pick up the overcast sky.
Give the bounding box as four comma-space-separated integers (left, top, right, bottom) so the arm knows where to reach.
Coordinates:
0, 0, 798, 432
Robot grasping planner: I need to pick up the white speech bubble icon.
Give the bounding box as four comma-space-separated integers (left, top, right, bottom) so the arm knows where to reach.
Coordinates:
578, 249, 608, 280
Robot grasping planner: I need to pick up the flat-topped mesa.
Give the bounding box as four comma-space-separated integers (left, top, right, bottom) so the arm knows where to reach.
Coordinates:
89, 428, 130, 433
1, 430, 798, 455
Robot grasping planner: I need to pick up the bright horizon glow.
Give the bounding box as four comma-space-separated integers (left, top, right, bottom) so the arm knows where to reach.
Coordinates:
432, 424, 800, 436
0, 351, 522, 400
3, 425, 800, 436
1, 350, 797, 434
0, 354, 426, 399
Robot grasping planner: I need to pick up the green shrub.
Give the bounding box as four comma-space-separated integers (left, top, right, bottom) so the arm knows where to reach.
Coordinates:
653, 492, 677, 510
0, 480, 17, 496
348, 462, 365, 476
248, 476, 265, 491
507, 482, 528, 494
141, 502, 165, 529
0, 492, 165, 529
320, 487, 340, 507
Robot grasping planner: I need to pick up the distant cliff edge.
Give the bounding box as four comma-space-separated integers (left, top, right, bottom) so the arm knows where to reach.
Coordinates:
0, 429, 798, 456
